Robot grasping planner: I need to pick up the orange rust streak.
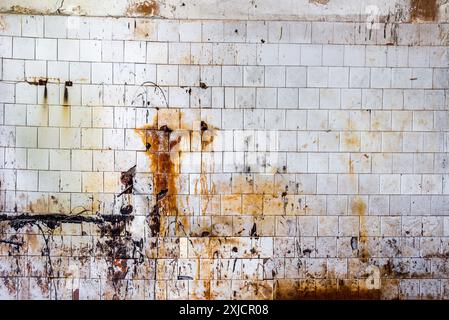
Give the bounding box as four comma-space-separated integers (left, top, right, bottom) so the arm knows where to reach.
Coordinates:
135, 120, 181, 219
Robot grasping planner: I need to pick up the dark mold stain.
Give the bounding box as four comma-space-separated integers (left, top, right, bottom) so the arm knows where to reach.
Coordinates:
350, 237, 358, 250
200, 120, 208, 132
250, 223, 257, 237
118, 165, 136, 196
62, 82, 72, 107
120, 204, 133, 215
0, 213, 134, 231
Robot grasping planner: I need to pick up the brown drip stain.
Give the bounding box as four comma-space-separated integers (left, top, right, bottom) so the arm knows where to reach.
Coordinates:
43, 84, 48, 108
410, 0, 437, 22
63, 81, 72, 108
351, 197, 370, 262
348, 159, 354, 174
201, 122, 216, 150
63, 88, 69, 107
135, 114, 181, 237
203, 280, 211, 300
197, 121, 218, 216
126, 0, 159, 16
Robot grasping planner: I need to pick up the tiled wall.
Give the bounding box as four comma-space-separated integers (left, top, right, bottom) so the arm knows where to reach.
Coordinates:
0, 13, 449, 299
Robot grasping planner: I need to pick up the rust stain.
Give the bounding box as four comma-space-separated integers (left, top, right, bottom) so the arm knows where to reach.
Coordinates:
200, 121, 215, 152
126, 0, 159, 17
203, 279, 211, 300
1, 87, 428, 299
309, 0, 330, 5
26, 234, 41, 255
8, 5, 41, 14
134, 20, 156, 39
242, 195, 263, 216
63, 81, 72, 108
197, 121, 218, 216
343, 133, 360, 149
113, 258, 129, 274
0, 16, 6, 30
28, 197, 48, 214
180, 55, 191, 64
351, 197, 370, 262
348, 159, 354, 174
63, 87, 69, 107
43, 83, 48, 108
274, 279, 382, 300
135, 113, 181, 237
410, 0, 438, 22
26, 77, 61, 85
